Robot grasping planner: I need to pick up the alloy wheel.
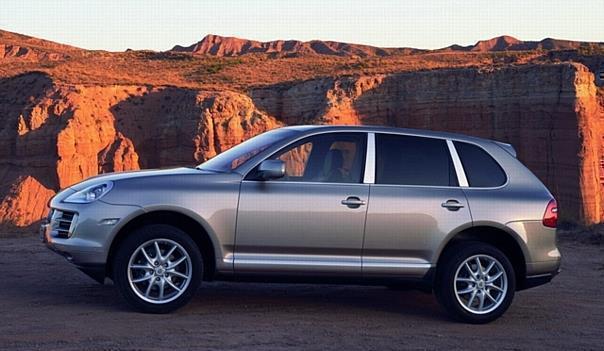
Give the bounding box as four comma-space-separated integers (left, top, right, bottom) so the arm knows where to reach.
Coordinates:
127, 238, 193, 304
453, 254, 508, 314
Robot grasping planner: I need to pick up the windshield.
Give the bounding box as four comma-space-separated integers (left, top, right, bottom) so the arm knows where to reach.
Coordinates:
197, 128, 299, 173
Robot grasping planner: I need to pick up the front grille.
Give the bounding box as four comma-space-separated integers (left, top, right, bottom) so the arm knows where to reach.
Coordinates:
52, 210, 77, 239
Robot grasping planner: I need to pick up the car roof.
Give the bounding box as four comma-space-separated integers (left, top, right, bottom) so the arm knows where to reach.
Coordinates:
282, 125, 497, 145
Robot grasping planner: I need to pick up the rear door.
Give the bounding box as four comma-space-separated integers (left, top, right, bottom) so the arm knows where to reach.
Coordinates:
363, 133, 472, 278
235, 132, 369, 276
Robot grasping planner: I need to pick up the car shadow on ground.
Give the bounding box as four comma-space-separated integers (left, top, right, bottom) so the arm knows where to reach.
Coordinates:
190, 282, 447, 320
19, 271, 447, 321
60, 280, 446, 321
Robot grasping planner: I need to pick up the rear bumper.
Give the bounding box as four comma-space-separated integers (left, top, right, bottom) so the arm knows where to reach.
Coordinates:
519, 271, 559, 290
505, 220, 562, 290
519, 258, 561, 290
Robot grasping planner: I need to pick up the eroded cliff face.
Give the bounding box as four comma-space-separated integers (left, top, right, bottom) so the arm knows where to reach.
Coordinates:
252, 63, 603, 222
0, 74, 281, 227
0, 63, 602, 228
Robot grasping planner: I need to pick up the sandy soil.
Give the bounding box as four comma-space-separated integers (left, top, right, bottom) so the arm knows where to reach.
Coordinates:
0, 235, 602, 351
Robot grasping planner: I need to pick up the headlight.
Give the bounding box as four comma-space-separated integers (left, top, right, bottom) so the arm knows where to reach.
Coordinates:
63, 181, 114, 204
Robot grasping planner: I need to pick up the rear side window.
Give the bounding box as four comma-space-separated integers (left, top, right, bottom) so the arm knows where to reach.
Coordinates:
453, 141, 507, 187
375, 134, 458, 186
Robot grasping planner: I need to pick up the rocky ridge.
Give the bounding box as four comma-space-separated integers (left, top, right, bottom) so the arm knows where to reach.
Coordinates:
442, 35, 604, 52
171, 34, 421, 57
172, 34, 604, 57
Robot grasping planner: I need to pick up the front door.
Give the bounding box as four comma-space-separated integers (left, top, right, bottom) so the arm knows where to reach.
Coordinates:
235, 132, 369, 276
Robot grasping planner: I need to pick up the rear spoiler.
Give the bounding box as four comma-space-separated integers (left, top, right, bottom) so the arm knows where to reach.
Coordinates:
494, 141, 517, 158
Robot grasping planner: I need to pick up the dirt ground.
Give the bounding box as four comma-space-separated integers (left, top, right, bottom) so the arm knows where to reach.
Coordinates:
0, 234, 602, 351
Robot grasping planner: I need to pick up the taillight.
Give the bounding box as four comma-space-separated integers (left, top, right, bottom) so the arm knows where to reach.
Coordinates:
542, 199, 558, 228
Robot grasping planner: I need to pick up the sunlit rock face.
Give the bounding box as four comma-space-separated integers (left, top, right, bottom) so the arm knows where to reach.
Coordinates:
0, 74, 282, 227
0, 63, 602, 228
252, 63, 603, 223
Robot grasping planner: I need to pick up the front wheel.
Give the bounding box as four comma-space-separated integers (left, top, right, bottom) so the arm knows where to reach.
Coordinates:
113, 224, 203, 313
435, 242, 515, 324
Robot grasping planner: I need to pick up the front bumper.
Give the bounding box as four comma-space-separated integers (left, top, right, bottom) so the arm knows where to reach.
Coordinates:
41, 220, 108, 283
40, 223, 106, 284
41, 194, 144, 282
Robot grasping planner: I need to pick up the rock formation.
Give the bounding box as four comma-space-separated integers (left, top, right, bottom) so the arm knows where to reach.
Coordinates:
0, 30, 80, 62
172, 34, 421, 57
252, 63, 604, 222
0, 74, 281, 227
0, 31, 603, 230
173, 34, 604, 57
442, 35, 604, 52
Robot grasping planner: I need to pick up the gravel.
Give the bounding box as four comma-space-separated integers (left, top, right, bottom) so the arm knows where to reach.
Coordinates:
0, 235, 602, 350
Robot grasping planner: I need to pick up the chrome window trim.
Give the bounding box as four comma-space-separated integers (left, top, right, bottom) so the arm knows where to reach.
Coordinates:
363, 132, 375, 184
241, 180, 369, 187
446, 139, 469, 188
370, 183, 463, 190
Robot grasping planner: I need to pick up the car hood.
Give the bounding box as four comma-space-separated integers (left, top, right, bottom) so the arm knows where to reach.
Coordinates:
68, 167, 223, 191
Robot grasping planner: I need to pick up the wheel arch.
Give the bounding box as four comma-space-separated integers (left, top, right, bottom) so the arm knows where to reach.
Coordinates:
106, 208, 219, 281
434, 222, 528, 288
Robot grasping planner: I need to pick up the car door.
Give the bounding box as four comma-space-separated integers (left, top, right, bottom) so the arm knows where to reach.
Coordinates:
235, 132, 369, 276
363, 133, 472, 278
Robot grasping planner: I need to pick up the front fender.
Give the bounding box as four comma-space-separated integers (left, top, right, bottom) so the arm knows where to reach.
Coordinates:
139, 204, 225, 268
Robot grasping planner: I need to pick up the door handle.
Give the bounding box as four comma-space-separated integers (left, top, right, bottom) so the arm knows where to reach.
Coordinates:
441, 199, 464, 211
341, 196, 366, 208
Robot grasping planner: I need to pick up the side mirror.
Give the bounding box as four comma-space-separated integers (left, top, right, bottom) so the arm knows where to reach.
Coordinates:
257, 160, 285, 180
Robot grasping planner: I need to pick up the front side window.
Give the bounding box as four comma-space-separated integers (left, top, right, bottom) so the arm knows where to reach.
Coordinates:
453, 141, 507, 187
375, 134, 457, 186
250, 132, 367, 183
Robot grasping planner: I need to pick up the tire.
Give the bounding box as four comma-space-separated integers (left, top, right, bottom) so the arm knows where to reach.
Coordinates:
113, 224, 203, 313
435, 242, 516, 324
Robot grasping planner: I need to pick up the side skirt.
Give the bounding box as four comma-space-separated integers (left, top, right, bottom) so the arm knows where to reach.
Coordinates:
212, 268, 436, 291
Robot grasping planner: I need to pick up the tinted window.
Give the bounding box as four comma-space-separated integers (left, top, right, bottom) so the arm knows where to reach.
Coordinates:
375, 134, 457, 186
453, 141, 507, 187
251, 133, 366, 183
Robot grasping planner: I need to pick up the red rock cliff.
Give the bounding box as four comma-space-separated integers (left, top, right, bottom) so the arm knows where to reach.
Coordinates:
0, 63, 602, 228
251, 63, 604, 222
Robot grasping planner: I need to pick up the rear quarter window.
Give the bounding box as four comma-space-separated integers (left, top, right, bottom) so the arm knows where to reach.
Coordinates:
453, 141, 507, 187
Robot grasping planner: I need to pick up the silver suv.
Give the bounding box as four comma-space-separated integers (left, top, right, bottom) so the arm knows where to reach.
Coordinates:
41, 126, 561, 323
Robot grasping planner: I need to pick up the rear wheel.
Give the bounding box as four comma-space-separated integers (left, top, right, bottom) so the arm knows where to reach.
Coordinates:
435, 242, 515, 323
113, 224, 203, 313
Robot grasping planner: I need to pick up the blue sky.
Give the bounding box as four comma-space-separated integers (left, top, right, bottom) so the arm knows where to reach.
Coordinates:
0, 0, 602, 51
